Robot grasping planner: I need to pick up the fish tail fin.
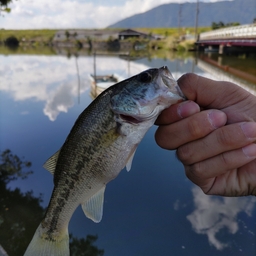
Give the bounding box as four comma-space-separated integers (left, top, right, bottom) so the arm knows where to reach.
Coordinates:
24, 224, 69, 256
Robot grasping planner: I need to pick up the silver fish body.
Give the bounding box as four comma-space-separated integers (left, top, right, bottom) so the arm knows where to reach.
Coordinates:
24, 66, 184, 256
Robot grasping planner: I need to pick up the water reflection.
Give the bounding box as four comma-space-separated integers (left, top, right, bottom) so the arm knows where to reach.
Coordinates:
0, 149, 44, 255
1, 50, 256, 255
197, 54, 256, 95
0, 55, 150, 121
187, 186, 256, 251
0, 149, 104, 256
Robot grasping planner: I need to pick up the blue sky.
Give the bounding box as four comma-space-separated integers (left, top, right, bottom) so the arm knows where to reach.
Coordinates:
1, 0, 232, 29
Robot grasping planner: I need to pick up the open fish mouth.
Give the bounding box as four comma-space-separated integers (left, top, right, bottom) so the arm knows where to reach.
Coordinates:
160, 66, 185, 99
118, 107, 160, 124
111, 66, 185, 125
119, 114, 141, 124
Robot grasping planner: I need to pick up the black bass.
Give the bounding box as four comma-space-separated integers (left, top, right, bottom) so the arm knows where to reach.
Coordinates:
24, 66, 184, 256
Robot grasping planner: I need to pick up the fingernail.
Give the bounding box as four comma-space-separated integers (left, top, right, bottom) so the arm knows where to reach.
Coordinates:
207, 110, 226, 129
177, 100, 200, 118
241, 122, 256, 139
242, 144, 256, 158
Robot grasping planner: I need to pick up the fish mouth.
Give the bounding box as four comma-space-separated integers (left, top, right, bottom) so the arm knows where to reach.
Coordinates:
119, 114, 141, 124
160, 66, 186, 99
118, 107, 159, 124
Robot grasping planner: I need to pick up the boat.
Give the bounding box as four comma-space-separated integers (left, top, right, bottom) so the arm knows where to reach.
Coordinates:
89, 73, 124, 99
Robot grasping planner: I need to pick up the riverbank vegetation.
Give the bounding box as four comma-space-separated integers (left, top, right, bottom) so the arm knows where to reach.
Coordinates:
0, 29, 57, 46
0, 27, 211, 52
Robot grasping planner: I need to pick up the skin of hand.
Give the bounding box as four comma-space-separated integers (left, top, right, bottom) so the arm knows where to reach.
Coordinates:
155, 73, 256, 196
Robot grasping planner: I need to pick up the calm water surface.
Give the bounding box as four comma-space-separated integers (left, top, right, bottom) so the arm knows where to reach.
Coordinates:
1, 50, 256, 256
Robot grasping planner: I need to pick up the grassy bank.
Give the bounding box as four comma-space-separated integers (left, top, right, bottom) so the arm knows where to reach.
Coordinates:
0, 27, 211, 51
0, 27, 210, 42
0, 29, 57, 44
138, 27, 211, 37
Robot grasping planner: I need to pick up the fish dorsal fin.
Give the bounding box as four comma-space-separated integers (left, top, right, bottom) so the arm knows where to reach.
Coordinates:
125, 146, 137, 172
43, 150, 60, 174
82, 186, 106, 223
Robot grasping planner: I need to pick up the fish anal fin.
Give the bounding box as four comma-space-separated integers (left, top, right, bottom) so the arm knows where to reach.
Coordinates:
125, 145, 138, 172
43, 150, 60, 174
82, 186, 106, 223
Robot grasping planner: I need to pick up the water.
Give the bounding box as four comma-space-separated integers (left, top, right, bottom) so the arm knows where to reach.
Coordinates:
1, 49, 256, 256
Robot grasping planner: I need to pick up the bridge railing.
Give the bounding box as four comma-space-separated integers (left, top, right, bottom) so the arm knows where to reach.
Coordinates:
199, 23, 256, 40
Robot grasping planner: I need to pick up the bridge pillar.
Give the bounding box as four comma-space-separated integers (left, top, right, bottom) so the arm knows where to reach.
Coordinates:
219, 44, 226, 54
218, 56, 223, 66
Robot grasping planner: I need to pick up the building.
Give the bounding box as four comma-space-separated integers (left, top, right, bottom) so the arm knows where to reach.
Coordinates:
118, 29, 151, 40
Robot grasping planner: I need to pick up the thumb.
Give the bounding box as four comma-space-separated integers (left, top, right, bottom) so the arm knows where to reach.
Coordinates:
177, 73, 249, 109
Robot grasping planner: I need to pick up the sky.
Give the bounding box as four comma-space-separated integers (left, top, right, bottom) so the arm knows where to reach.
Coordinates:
1, 0, 232, 30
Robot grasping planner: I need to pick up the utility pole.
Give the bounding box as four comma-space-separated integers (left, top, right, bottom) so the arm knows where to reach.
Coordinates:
195, 0, 199, 41
178, 3, 182, 40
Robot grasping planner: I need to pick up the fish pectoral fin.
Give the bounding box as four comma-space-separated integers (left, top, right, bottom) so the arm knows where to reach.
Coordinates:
82, 186, 106, 223
43, 150, 60, 174
125, 145, 137, 172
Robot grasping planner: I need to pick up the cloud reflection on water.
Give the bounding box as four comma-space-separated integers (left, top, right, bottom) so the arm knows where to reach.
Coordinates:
0, 55, 150, 121
187, 186, 256, 250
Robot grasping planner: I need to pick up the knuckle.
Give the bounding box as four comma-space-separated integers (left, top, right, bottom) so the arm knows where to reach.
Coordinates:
177, 144, 193, 163
185, 162, 204, 180
216, 128, 233, 147
178, 73, 197, 86
219, 152, 230, 167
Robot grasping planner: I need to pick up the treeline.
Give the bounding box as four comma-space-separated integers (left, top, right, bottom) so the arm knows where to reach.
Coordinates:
212, 18, 256, 30
211, 21, 241, 30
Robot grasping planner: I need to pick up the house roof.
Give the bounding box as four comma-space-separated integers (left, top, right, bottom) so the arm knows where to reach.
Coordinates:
118, 29, 149, 37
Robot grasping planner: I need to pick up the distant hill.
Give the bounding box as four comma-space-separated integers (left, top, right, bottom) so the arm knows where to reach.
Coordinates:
108, 0, 256, 28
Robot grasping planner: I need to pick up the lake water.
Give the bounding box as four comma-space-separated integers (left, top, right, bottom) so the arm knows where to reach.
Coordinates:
1, 49, 256, 256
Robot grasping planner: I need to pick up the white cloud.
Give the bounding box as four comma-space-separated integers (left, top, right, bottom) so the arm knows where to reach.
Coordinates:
0, 0, 231, 29
187, 186, 256, 250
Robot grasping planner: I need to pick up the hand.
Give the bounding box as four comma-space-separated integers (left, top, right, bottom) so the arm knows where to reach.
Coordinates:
155, 73, 256, 196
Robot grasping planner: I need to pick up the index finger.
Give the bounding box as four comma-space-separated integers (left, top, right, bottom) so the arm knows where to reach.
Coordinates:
155, 100, 200, 125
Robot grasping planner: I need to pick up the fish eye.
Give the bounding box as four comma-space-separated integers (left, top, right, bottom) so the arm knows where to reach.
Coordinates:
138, 72, 152, 83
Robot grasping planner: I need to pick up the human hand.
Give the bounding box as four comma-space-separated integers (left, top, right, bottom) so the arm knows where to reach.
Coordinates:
155, 73, 256, 196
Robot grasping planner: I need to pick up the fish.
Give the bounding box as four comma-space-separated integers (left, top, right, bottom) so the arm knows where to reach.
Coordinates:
24, 66, 185, 256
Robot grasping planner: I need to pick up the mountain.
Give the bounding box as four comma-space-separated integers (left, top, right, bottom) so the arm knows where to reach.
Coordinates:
108, 0, 256, 28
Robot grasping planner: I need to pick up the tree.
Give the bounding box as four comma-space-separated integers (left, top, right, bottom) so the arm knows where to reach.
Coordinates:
65, 30, 70, 39
70, 234, 104, 256
0, 149, 32, 184
0, 0, 12, 13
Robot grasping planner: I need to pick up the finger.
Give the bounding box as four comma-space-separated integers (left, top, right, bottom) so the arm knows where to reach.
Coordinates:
184, 144, 256, 195
177, 73, 252, 110
177, 122, 256, 165
155, 100, 200, 125
155, 109, 226, 150
207, 159, 256, 196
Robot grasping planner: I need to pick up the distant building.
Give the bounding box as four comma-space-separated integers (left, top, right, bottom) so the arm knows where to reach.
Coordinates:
118, 29, 150, 40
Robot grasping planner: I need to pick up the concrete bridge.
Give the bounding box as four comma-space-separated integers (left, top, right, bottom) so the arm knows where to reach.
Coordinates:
197, 23, 256, 53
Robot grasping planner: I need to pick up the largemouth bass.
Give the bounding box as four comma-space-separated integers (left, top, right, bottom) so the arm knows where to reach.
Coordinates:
24, 66, 184, 256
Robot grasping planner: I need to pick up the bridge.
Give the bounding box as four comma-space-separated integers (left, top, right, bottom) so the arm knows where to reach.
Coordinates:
197, 23, 256, 53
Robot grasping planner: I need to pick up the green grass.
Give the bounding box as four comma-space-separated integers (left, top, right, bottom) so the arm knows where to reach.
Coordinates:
137, 27, 211, 37
0, 29, 57, 42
